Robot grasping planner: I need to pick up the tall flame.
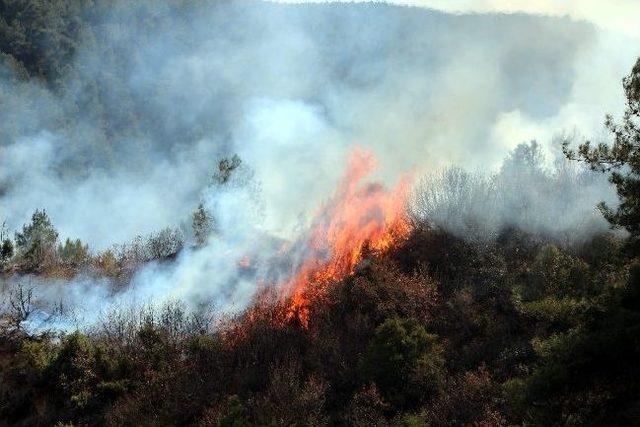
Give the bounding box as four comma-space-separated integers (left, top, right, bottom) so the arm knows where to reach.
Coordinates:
282, 146, 412, 326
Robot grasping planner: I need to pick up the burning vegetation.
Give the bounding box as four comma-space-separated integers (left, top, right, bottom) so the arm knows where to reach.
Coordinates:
4, 67, 640, 422
1, 1, 640, 426
280, 147, 412, 326
4, 101, 640, 424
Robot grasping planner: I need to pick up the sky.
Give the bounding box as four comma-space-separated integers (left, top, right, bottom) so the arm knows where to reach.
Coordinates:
413, 0, 640, 39
278, 0, 640, 39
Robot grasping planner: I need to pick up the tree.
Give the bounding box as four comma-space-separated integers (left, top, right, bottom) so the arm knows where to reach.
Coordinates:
1, 239, 13, 263
146, 228, 183, 259
347, 385, 388, 427
199, 395, 250, 427
190, 155, 247, 247
362, 318, 443, 409
213, 154, 242, 185
501, 140, 545, 177
59, 238, 90, 267
506, 263, 640, 425
14, 209, 59, 270
563, 57, 640, 252
0, 222, 13, 264
7, 284, 34, 333
498, 141, 549, 228
219, 395, 250, 427
192, 203, 213, 247
248, 362, 328, 426
0, 0, 86, 86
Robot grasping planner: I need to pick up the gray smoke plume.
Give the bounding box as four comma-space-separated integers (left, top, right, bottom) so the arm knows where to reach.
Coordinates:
0, 1, 636, 330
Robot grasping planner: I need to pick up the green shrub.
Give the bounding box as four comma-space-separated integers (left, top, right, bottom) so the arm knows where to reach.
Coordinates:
362, 318, 443, 409
58, 238, 90, 267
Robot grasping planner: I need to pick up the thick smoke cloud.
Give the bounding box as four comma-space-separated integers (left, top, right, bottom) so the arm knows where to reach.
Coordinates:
0, 1, 635, 328
410, 141, 618, 244
284, 1, 640, 39
1, 1, 618, 247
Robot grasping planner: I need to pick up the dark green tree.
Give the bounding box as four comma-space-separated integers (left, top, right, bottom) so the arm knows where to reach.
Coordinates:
564, 57, 640, 252
0, 0, 86, 86
219, 395, 250, 427
214, 154, 242, 185
1, 223, 13, 264
362, 318, 443, 409
192, 203, 213, 247
14, 209, 59, 269
506, 263, 640, 425
1, 238, 13, 263
59, 238, 90, 267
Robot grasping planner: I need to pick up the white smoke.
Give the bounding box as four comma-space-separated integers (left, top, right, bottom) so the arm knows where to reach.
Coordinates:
0, 1, 635, 331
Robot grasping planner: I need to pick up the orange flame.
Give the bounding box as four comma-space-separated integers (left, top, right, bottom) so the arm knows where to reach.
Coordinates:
282, 146, 412, 326
238, 255, 252, 268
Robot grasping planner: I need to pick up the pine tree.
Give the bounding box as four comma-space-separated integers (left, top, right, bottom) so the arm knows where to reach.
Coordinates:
14, 209, 59, 269
564, 57, 640, 253
192, 203, 213, 247
1, 239, 13, 263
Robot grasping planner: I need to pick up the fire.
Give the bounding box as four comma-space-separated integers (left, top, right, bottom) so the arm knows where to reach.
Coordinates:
238, 255, 252, 268
282, 146, 412, 326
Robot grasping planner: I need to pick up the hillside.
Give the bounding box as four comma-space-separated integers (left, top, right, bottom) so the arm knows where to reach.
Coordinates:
2, 1, 640, 426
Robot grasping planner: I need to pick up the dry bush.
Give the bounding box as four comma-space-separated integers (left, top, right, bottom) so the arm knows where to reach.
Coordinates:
422, 366, 505, 427
248, 360, 328, 426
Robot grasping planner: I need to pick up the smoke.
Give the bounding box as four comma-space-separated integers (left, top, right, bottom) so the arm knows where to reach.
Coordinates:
0, 1, 635, 330
410, 141, 618, 243
283, 1, 640, 39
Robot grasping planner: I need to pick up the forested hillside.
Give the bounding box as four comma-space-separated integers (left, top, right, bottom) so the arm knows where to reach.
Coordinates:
2, 1, 640, 426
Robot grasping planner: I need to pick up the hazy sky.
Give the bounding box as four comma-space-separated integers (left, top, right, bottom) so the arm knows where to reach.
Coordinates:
279, 0, 640, 39
413, 0, 640, 39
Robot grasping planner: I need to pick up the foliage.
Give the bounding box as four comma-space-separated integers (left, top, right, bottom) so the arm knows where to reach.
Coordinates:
0, 0, 86, 86
59, 238, 90, 267
524, 244, 591, 300
219, 395, 250, 427
507, 264, 640, 425
192, 203, 213, 247
0, 4, 639, 425
0, 238, 13, 263
214, 154, 242, 185
0, 221, 635, 425
362, 317, 443, 409
145, 227, 184, 259
563, 57, 640, 253
14, 209, 59, 270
